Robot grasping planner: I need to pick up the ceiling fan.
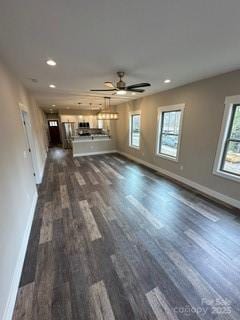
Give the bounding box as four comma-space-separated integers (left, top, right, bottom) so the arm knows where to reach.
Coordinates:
90, 71, 151, 94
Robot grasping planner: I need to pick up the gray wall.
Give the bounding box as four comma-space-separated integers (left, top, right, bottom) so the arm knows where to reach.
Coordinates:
116, 70, 240, 203
0, 58, 47, 319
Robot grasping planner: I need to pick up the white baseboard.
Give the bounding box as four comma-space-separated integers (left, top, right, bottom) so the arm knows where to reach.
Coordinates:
73, 150, 117, 157
118, 151, 240, 209
2, 190, 38, 320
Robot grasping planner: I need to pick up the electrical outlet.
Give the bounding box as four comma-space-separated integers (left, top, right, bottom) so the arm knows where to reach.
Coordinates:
23, 150, 27, 158
180, 165, 184, 171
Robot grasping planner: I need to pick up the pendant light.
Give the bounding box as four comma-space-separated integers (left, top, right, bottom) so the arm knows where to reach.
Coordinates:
97, 97, 119, 120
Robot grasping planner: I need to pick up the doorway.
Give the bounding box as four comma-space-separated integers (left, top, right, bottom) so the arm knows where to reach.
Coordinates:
48, 120, 61, 146
21, 111, 38, 183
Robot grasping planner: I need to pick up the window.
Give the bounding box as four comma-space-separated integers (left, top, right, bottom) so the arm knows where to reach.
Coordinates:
156, 104, 184, 161
129, 112, 141, 148
214, 96, 240, 181
49, 121, 58, 127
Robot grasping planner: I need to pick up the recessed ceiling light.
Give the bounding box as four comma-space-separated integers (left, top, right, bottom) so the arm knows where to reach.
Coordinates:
117, 90, 127, 95
49, 108, 53, 111
131, 92, 136, 96
52, 104, 56, 107
164, 79, 171, 84
46, 59, 56, 66
49, 84, 56, 88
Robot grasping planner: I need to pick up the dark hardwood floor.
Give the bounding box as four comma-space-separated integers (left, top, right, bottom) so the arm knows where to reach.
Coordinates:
13, 148, 240, 320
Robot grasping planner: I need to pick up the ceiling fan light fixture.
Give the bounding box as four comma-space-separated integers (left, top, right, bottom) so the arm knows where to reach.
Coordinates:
104, 81, 114, 88
91, 72, 151, 94
116, 90, 127, 95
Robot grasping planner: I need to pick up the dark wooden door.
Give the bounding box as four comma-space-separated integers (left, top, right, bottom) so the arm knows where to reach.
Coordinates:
48, 120, 61, 145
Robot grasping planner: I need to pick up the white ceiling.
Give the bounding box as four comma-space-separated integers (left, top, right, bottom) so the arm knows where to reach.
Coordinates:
1, 0, 240, 112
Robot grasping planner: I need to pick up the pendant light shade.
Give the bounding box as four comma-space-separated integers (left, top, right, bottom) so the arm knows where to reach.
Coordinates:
97, 97, 119, 120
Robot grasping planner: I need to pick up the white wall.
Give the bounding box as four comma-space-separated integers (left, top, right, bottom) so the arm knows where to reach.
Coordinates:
0, 58, 47, 320
28, 97, 48, 182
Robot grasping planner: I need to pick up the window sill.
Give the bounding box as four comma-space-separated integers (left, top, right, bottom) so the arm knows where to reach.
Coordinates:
213, 169, 240, 183
129, 145, 140, 150
155, 153, 179, 162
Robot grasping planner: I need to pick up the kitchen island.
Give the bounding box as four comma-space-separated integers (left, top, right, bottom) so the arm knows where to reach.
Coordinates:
72, 135, 117, 157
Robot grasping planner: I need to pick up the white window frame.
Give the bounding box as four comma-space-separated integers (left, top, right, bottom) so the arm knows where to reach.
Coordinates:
156, 104, 185, 162
213, 95, 240, 183
129, 110, 141, 149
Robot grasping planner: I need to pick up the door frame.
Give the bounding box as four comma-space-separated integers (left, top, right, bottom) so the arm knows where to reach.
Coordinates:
48, 119, 61, 145
20, 109, 38, 184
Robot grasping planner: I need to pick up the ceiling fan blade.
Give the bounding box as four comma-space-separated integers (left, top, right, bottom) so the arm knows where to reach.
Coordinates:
104, 81, 115, 89
90, 89, 116, 92
127, 83, 151, 89
127, 88, 145, 93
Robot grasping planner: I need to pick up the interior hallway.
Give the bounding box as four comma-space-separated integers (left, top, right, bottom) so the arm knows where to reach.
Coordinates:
13, 148, 240, 320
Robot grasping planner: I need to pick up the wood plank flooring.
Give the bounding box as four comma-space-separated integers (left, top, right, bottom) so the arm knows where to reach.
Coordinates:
13, 148, 240, 320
